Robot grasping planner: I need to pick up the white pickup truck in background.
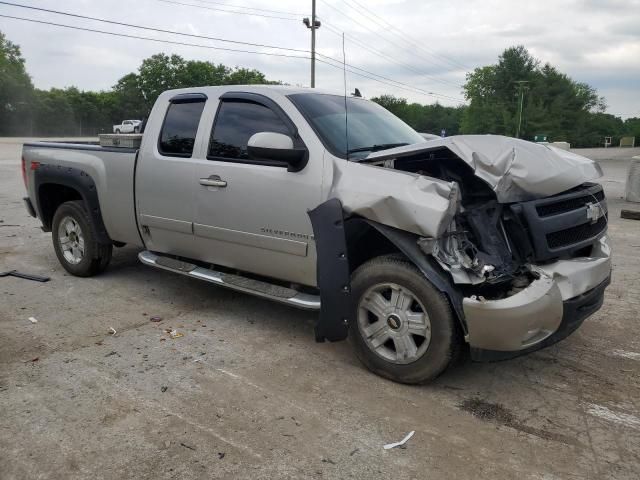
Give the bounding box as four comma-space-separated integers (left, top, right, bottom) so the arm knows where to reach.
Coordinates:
113, 119, 142, 134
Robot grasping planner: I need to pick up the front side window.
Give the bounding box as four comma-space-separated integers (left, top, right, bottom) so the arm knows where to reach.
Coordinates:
158, 100, 206, 157
209, 101, 290, 160
288, 93, 424, 160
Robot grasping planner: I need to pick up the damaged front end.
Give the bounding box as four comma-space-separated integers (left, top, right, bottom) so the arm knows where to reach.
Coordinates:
352, 136, 612, 359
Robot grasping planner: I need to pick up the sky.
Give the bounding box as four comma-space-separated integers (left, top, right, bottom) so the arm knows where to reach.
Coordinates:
1, 0, 639, 118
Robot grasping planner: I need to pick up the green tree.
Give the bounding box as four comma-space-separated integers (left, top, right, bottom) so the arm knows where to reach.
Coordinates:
460, 46, 610, 146
623, 117, 640, 144
122, 54, 280, 114
113, 73, 148, 119
461, 46, 538, 136
0, 31, 33, 135
371, 95, 464, 136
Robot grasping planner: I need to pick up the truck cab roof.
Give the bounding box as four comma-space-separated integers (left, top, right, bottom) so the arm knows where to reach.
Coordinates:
158, 84, 346, 102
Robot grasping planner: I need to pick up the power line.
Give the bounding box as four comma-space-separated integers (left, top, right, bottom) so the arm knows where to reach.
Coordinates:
153, 0, 302, 21
318, 0, 466, 80
316, 52, 463, 102
0, 8, 463, 102
187, 0, 307, 17
316, 55, 464, 102
316, 56, 460, 102
318, 19, 463, 90
0, 14, 311, 59
0, 1, 308, 53
342, 0, 469, 71
321, 21, 463, 90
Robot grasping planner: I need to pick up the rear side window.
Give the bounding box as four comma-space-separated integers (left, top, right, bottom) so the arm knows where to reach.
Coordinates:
208, 101, 290, 160
158, 100, 206, 157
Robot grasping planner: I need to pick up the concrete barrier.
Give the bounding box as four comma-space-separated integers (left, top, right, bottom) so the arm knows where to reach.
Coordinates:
626, 156, 640, 203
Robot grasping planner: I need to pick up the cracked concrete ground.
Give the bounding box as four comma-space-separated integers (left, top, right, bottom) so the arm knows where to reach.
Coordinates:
1, 139, 639, 479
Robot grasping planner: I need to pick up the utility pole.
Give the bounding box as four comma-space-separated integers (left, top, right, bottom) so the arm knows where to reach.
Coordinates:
514, 80, 529, 138
303, 1, 321, 87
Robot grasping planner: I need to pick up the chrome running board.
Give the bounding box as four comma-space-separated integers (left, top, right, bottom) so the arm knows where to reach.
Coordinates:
138, 250, 320, 311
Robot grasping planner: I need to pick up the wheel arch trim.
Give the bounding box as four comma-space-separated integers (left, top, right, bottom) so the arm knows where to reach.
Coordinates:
34, 164, 112, 244
308, 198, 466, 344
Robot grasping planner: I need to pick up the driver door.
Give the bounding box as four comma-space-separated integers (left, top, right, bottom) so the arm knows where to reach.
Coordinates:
191, 93, 323, 286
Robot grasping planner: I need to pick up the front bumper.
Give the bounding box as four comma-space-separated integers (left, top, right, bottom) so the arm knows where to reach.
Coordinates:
464, 235, 611, 361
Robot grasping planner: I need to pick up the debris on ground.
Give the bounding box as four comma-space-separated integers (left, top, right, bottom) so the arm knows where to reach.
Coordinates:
180, 442, 196, 451
218, 452, 225, 459
28, 316, 38, 324
349, 448, 359, 456
104, 351, 119, 357
383, 430, 415, 450
165, 329, 183, 339
161, 386, 168, 392
150, 316, 162, 322
0, 270, 50, 282
109, 327, 117, 335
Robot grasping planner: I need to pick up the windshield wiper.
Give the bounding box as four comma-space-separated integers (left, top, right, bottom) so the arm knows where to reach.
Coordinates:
347, 143, 409, 154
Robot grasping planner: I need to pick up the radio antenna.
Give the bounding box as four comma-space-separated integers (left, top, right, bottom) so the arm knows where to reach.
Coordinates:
342, 32, 349, 161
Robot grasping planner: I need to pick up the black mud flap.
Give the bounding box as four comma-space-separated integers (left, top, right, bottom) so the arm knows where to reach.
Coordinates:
308, 198, 351, 342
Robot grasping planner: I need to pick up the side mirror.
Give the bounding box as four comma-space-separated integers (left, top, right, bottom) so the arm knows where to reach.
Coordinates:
247, 132, 307, 172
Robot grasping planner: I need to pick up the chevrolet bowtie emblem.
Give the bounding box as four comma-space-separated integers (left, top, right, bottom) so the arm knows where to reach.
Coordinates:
586, 202, 603, 224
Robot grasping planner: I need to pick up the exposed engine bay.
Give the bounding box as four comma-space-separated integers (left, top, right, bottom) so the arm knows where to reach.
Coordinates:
364, 140, 608, 300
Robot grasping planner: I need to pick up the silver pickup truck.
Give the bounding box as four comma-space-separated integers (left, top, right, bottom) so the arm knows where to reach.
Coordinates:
21, 85, 611, 383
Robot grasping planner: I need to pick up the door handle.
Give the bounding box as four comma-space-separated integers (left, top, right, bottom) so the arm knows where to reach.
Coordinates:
199, 175, 227, 188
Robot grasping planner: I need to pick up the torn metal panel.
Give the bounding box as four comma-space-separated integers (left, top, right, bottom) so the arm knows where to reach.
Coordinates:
366, 135, 603, 203
464, 234, 612, 352
534, 235, 612, 300
418, 223, 487, 285
329, 159, 460, 238
362, 221, 466, 326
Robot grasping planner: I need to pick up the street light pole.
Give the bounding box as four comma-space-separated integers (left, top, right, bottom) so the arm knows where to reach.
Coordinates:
303, 0, 321, 88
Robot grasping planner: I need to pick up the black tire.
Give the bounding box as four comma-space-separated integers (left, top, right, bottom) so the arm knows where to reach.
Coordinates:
349, 254, 460, 384
52, 200, 112, 277
115, 129, 120, 134
134, 127, 140, 133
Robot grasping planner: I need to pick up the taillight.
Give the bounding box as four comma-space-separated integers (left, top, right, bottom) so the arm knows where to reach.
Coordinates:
22, 157, 39, 189
21, 155, 27, 188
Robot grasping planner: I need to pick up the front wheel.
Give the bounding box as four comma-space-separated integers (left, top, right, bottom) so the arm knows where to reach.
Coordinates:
115, 129, 121, 134
349, 255, 460, 384
52, 201, 112, 277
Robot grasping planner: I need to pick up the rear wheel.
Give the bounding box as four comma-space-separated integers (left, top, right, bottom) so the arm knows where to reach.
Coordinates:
115, 129, 121, 134
52, 201, 112, 277
349, 255, 460, 384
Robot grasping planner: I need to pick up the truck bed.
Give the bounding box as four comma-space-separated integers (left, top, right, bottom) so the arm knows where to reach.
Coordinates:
23, 141, 142, 246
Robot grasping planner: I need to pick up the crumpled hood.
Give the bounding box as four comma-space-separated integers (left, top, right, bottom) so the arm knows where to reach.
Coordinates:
366, 135, 603, 203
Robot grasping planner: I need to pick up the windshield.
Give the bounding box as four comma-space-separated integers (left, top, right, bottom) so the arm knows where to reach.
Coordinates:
288, 93, 425, 160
